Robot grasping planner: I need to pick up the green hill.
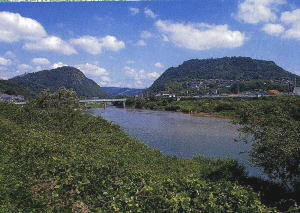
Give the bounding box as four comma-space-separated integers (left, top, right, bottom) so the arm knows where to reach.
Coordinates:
0, 80, 34, 98
8, 66, 110, 98
147, 57, 300, 94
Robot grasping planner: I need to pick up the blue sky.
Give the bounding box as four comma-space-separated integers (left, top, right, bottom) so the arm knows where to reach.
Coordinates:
0, 0, 299, 88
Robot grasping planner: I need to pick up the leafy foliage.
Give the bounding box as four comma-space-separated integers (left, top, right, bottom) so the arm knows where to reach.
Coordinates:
0, 90, 272, 211
8, 66, 110, 98
234, 97, 300, 190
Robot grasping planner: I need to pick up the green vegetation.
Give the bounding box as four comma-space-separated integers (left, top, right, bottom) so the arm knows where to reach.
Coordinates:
147, 57, 300, 94
0, 88, 283, 211
0, 80, 33, 98
234, 97, 300, 190
85, 103, 105, 109
0, 89, 299, 211
8, 66, 110, 98
119, 96, 300, 119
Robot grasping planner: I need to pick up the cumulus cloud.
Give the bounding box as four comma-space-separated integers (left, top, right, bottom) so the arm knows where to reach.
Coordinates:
262, 23, 285, 35
155, 20, 245, 50
280, 9, 300, 40
76, 63, 111, 86
136, 39, 147, 46
4, 51, 16, 59
51, 62, 68, 69
129, 7, 139, 15
24, 36, 77, 55
147, 72, 161, 78
70, 35, 125, 55
141, 31, 153, 39
18, 64, 32, 71
32, 57, 50, 65
236, 0, 286, 24
0, 11, 47, 42
0, 11, 76, 55
144, 8, 158, 19
0, 57, 12, 66
154, 62, 164, 68
124, 66, 160, 88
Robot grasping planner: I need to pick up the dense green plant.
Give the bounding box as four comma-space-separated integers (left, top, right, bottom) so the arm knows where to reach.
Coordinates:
234, 98, 300, 190
0, 90, 273, 211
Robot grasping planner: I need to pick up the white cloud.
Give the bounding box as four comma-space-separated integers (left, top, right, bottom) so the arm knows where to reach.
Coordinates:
18, 64, 32, 71
0, 11, 47, 43
144, 8, 158, 19
124, 66, 160, 88
51, 62, 68, 69
4, 51, 16, 59
141, 31, 153, 39
129, 7, 139, 15
32, 57, 50, 65
24, 36, 77, 55
155, 20, 245, 50
71, 35, 125, 55
0, 57, 11, 66
76, 63, 111, 86
262, 23, 285, 35
281, 9, 300, 24
147, 72, 160, 79
236, 0, 286, 24
136, 39, 147, 46
154, 62, 164, 68
280, 9, 300, 40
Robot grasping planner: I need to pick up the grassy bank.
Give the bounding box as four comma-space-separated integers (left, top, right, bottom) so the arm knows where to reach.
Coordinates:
0, 89, 299, 211
116, 96, 300, 119
0, 103, 274, 211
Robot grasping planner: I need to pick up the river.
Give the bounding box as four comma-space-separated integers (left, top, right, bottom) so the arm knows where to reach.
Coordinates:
88, 107, 264, 178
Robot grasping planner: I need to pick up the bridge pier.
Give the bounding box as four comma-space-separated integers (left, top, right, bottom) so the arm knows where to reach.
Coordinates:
123, 101, 126, 108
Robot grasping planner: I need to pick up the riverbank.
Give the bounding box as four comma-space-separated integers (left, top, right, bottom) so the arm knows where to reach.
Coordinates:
0, 101, 279, 212
115, 96, 299, 121
1, 89, 299, 211
84, 103, 105, 109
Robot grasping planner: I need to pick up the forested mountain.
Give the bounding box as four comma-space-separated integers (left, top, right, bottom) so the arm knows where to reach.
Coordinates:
147, 57, 300, 94
102, 87, 144, 96
0, 80, 34, 98
9, 66, 110, 98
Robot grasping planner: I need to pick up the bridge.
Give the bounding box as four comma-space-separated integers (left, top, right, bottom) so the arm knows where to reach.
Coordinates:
79, 98, 127, 108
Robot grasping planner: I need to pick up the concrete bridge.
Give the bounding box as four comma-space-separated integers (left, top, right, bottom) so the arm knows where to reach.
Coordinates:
79, 98, 127, 108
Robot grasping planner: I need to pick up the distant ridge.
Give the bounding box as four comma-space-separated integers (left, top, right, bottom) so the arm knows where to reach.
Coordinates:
9, 66, 110, 98
102, 87, 144, 97
147, 57, 300, 94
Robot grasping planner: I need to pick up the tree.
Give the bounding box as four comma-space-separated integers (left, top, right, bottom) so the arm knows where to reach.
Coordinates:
30, 87, 81, 109
234, 98, 300, 190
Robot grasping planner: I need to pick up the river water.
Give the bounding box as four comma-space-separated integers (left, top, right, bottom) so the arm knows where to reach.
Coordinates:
88, 107, 264, 178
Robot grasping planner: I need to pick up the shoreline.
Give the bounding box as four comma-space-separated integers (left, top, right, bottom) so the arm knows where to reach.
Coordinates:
117, 106, 236, 120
